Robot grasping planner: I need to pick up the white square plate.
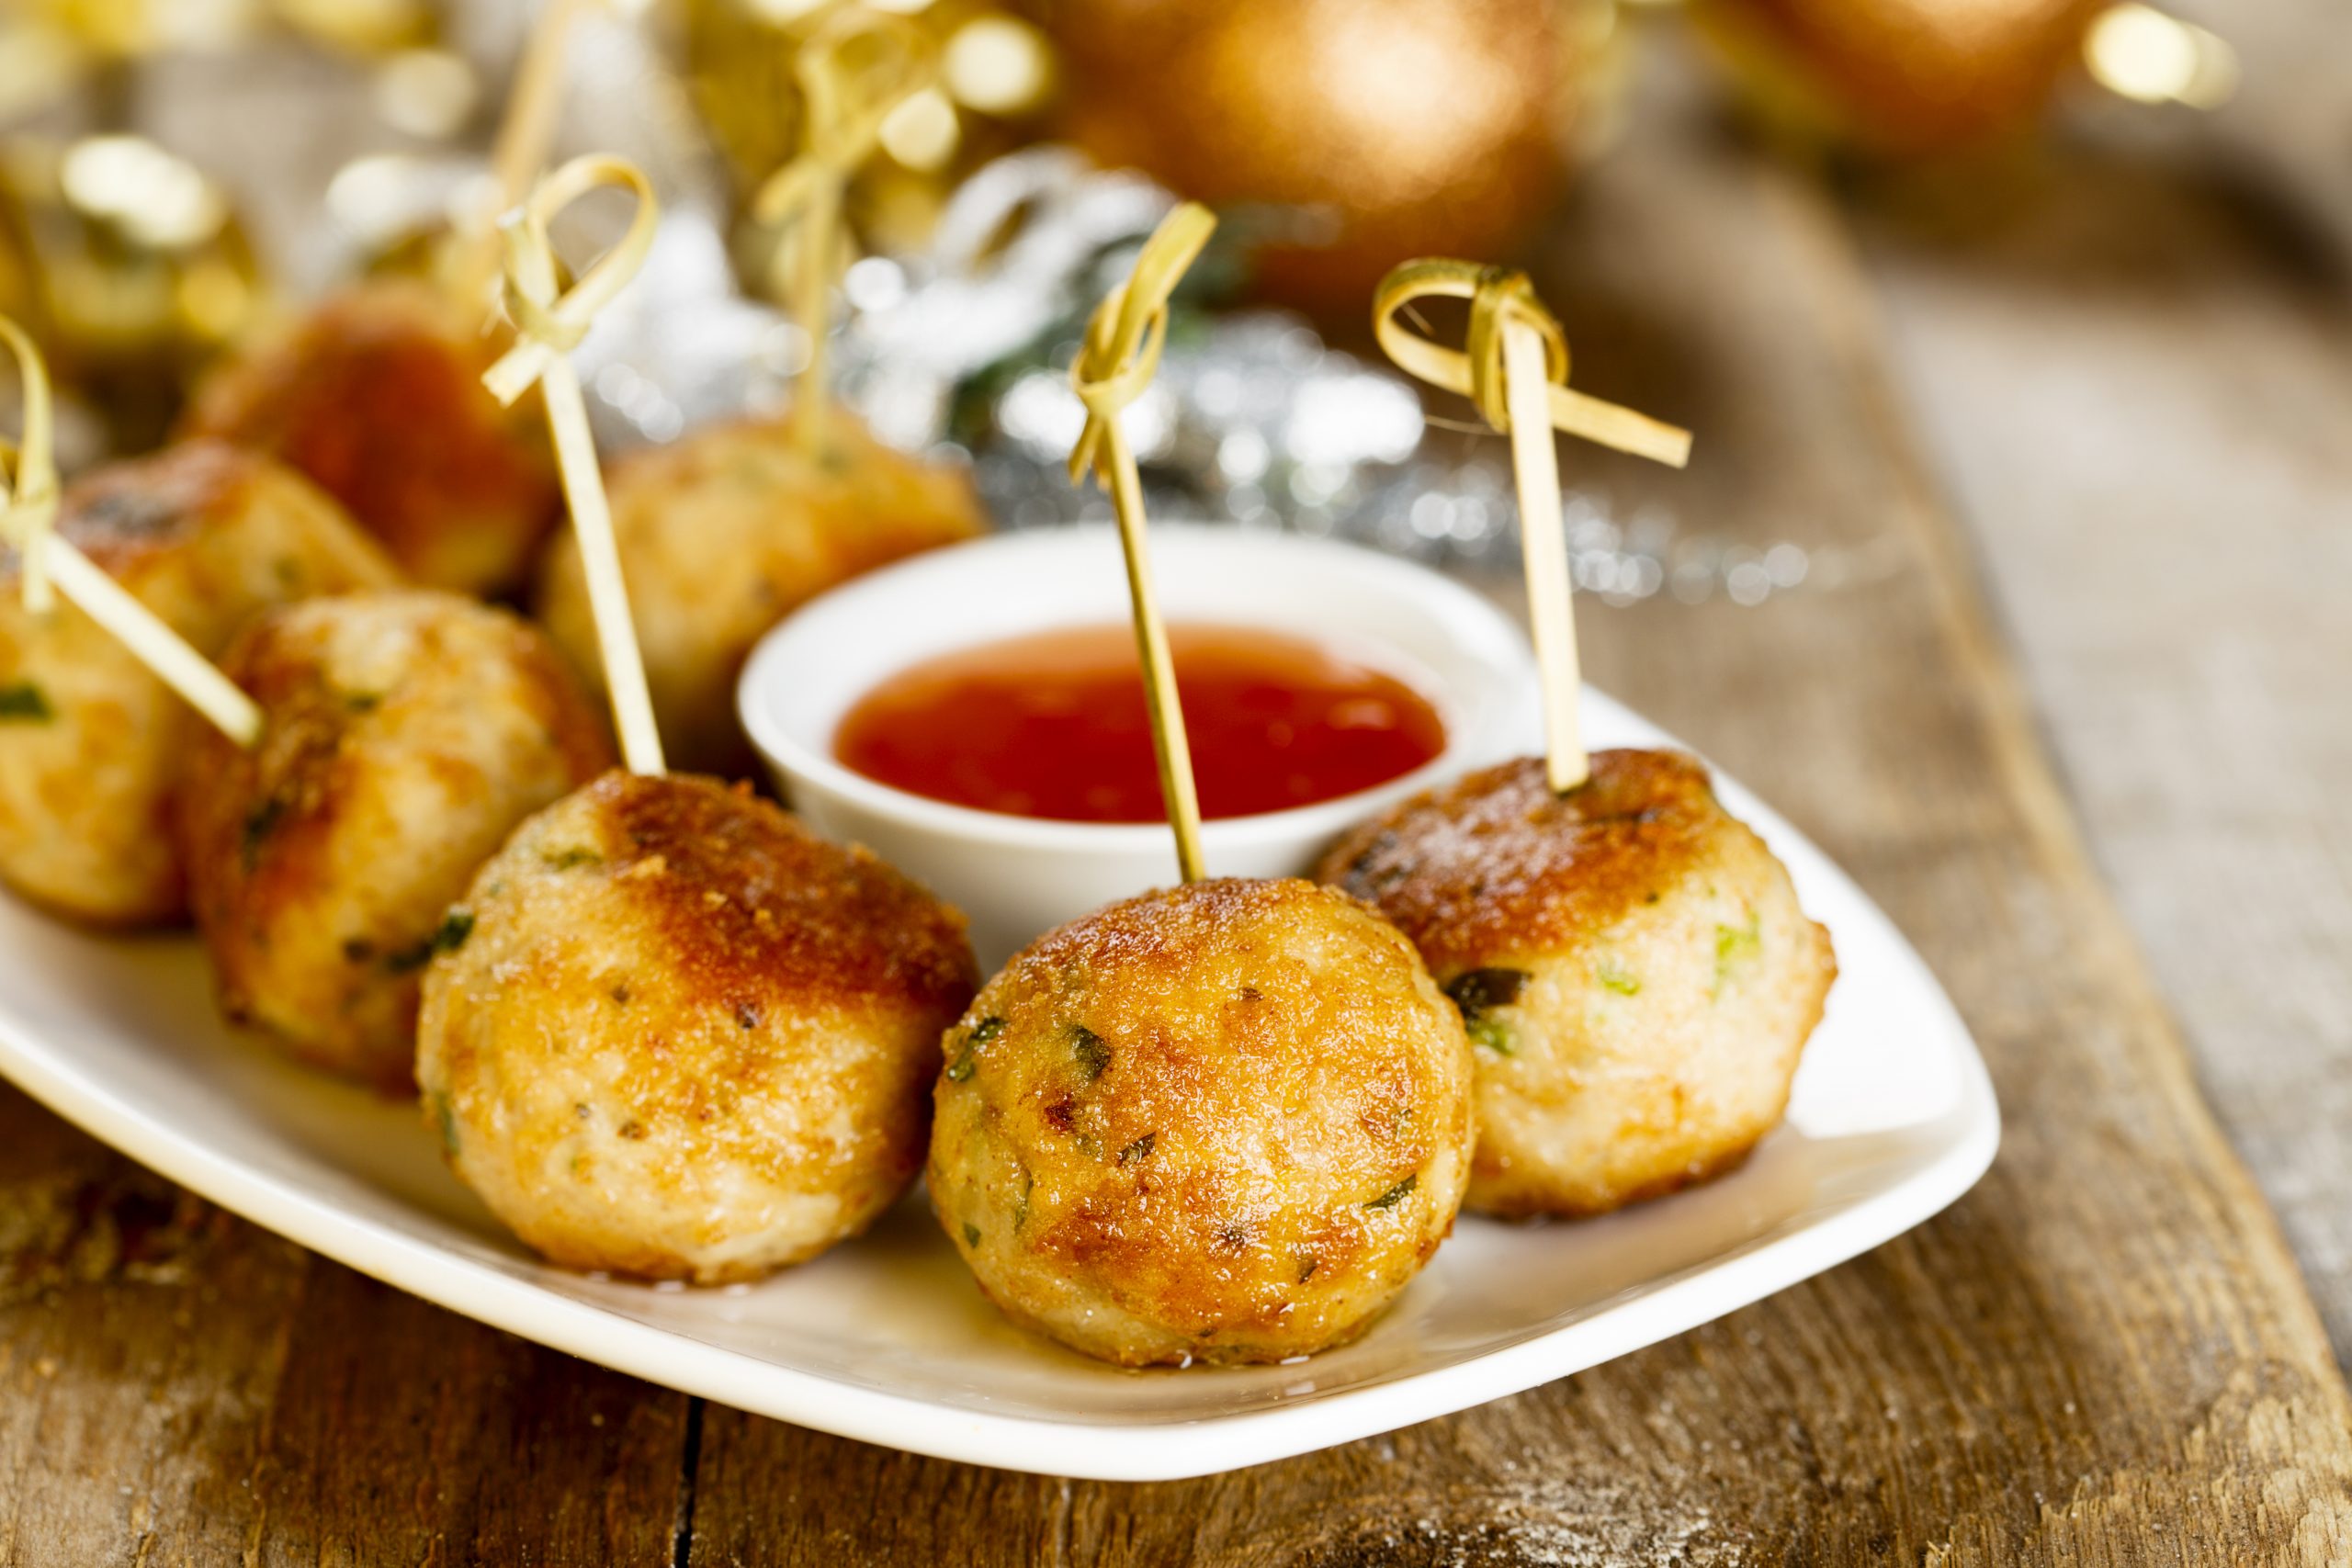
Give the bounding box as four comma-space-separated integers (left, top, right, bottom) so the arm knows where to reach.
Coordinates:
0, 689, 1996, 1482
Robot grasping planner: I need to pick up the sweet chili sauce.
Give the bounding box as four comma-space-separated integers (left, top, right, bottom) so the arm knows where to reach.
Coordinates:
833, 623, 1446, 823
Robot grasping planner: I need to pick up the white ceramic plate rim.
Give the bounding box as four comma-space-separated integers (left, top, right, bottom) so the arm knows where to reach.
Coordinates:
0, 691, 1997, 1483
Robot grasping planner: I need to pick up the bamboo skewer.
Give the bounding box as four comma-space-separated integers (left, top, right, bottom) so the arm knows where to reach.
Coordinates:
1069, 202, 1218, 884
0, 316, 263, 747
481, 154, 664, 776
751, 9, 934, 459
448, 0, 592, 311
1374, 260, 1693, 794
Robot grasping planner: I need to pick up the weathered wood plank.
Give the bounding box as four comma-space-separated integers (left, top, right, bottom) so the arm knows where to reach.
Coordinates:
0, 1085, 692, 1566
677, 40, 2352, 1565
1855, 40, 2352, 1361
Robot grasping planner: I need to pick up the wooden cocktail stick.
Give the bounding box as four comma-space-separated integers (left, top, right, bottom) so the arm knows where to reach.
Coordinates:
751, 9, 933, 459
1374, 261, 1692, 794
0, 316, 262, 747
1069, 203, 1217, 884
481, 154, 664, 775
448, 0, 593, 312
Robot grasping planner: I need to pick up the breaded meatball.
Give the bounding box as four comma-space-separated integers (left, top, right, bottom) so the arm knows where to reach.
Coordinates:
0, 442, 398, 925
928, 878, 1475, 1368
1317, 750, 1837, 1219
175, 591, 613, 1089
537, 412, 985, 775
417, 771, 978, 1282
183, 279, 560, 595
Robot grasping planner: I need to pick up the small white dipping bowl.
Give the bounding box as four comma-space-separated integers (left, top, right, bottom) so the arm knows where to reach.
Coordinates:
739, 524, 1539, 967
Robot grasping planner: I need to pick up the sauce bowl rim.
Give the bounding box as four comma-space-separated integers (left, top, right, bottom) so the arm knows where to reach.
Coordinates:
737, 523, 1531, 853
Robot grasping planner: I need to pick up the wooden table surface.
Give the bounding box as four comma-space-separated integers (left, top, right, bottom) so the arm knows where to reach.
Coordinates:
6, 17, 2351, 1565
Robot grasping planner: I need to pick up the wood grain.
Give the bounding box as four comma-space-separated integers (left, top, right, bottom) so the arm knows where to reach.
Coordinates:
1854, 13, 2352, 1364
4, 23, 2351, 1567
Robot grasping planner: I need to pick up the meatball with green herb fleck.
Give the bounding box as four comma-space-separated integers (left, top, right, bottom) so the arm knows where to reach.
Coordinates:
175, 591, 611, 1089
417, 771, 978, 1283
536, 411, 984, 776
928, 877, 1475, 1368
0, 441, 397, 926
1317, 750, 1836, 1219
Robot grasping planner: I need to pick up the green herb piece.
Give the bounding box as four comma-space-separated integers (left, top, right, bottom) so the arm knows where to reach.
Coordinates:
542, 847, 603, 871
1365, 1174, 1419, 1210
1444, 967, 1528, 1021
961, 1222, 982, 1249
241, 796, 288, 866
429, 1094, 459, 1156
1597, 957, 1642, 996
1117, 1132, 1156, 1166
1467, 1018, 1514, 1055
944, 1015, 1006, 1084
341, 690, 382, 713
1713, 912, 1762, 998
386, 908, 475, 974
1071, 1024, 1111, 1082
0, 681, 53, 721
341, 938, 375, 964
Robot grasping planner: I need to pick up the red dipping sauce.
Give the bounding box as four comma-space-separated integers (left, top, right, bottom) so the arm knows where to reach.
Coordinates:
834, 623, 1447, 823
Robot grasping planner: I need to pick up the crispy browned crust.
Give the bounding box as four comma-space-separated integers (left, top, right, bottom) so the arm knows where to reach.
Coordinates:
183, 280, 559, 589
1315, 750, 1732, 972
45, 440, 271, 576
175, 592, 616, 1088
185, 592, 616, 926
580, 771, 979, 1019
933, 877, 1474, 1363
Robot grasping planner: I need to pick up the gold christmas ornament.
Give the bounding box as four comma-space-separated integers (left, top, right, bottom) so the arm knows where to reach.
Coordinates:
1689, 0, 2236, 154
1024, 0, 1613, 315
0, 133, 263, 453
684, 0, 1059, 263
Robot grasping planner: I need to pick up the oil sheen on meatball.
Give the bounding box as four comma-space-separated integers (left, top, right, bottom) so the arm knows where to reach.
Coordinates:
183, 278, 560, 595
1317, 750, 1837, 1219
537, 412, 985, 775
928, 878, 1476, 1368
0, 442, 398, 925
176, 591, 613, 1089
417, 771, 978, 1283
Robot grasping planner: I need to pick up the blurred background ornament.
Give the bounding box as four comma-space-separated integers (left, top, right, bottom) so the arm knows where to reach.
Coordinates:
0, 132, 262, 452
678, 0, 1058, 275
1015, 0, 1625, 319
1686, 0, 2237, 154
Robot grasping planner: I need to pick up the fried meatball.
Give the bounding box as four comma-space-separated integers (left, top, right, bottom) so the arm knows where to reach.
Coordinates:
0, 442, 398, 925
1317, 750, 1837, 1219
928, 877, 1476, 1368
183, 278, 560, 595
537, 412, 985, 775
175, 591, 612, 1089
416, 771, 978, 1282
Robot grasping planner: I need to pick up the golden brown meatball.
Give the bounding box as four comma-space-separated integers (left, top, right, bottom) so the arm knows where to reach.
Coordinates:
927, 877, 1476, 1368
1317, 750, 1837, 1219
0, 442, 399, 926
416, 771, 978, 1282
537, 412, 985, 775
175, 591, 613, 1090
183, 278, 560, 595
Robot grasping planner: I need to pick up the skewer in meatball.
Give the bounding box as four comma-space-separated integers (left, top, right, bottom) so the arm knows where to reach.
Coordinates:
1317, 750, 1837, 1219
0, 441, 398, 925
928, 877, 1476, 1368
416, 771, 978, 1283
183, 279, 560, 595
175, 591, 612, 1090
536, 412, 985, 775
